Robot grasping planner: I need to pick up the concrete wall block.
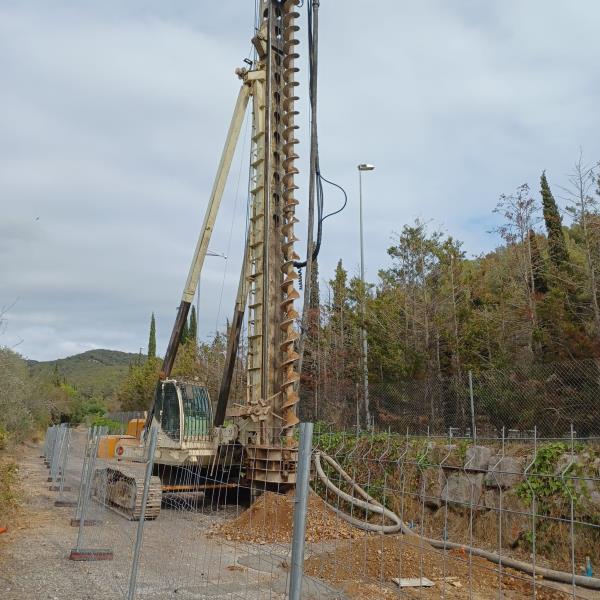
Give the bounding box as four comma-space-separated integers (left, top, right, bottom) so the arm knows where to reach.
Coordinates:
485, 456, 524, 489
420, 467, 445, 509
441, 472, 484, 509
464, 446, 492, 471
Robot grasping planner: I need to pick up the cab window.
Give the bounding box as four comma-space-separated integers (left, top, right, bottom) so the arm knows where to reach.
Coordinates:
159, 382, 180, 441
183, 386, 212, 439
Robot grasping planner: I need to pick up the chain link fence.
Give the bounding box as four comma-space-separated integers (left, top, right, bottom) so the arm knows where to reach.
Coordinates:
123, 423, 600, 599
305, 358, 600, 439
306, 425, 600, 598
36, 415, 600, 599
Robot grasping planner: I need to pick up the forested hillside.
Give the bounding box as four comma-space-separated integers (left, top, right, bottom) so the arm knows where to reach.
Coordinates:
299, 165, 600, 432
29, 349, 144, 399
0, 347, 145, 446
3, 163, 599, 439
328, 169, 598, 374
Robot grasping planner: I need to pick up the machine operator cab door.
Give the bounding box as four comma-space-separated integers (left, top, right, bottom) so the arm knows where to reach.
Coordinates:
154, 379, 213, 445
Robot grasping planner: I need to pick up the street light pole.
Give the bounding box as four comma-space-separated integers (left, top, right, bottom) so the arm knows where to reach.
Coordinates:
358, 163, 374, 430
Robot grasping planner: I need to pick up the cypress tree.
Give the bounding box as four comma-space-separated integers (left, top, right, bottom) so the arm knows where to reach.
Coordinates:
180, 319, 189, 345
53, 363, 61, 386
528, 229, 548, 294
331, 259, 348, 311
148, 313, 156, 358
189, 306, 198, 342
541, 171, 569, 268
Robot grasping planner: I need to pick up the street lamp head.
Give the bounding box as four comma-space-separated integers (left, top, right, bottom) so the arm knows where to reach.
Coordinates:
358, 163, 375, 171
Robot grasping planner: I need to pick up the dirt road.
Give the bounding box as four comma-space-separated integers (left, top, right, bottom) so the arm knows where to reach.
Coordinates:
0, 435, 341, 600
1, 436, 597, 600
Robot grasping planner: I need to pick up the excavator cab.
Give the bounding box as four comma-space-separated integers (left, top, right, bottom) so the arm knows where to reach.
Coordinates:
155, 379, 213, 443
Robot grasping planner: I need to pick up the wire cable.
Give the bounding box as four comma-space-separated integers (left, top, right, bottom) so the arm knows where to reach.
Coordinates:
294, 0, 349, 268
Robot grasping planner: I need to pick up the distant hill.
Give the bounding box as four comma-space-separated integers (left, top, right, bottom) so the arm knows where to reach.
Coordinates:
29, 349, 145, 399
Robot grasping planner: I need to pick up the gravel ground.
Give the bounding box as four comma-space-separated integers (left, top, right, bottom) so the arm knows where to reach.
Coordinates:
0, 434, 342, 600
4, 434, 594, 600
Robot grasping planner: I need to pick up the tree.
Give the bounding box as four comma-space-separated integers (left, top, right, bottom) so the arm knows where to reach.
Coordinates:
564, 156, 600, 341
299, 245, 321, 421
309, 244, 320, 313
331, 259, 348, 315
0, 348, 37, 441
383, 220, 443, 375
147, 313, 156, 359
180, 318, 189, 346
116, 357, 161, 411
528, 229, 548, 294
493, 184, 540, 359
189, 306, 198, 342
435, 237, 468, 377
541, 171, 569, 269
52, 363, 61, 386
172, 339, 201, 379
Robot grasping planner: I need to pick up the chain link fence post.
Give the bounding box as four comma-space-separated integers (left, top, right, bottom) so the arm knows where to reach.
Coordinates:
289, 421, 314, 600
41, 425, 51, 460
48, 423, 67, 484
54, 427, 76, 506
43, 425, 56, 467
127, 424, 159, 600
69, 426, 112, 561
71, 426, 94, 527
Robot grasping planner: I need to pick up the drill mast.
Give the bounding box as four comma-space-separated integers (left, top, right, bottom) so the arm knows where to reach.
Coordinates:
146, 0, 304, 485
246, 0, 301, 444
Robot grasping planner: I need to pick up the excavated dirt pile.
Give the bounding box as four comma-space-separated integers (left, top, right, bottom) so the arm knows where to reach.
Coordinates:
213, 490, 366, 544
304, 535, 577, 600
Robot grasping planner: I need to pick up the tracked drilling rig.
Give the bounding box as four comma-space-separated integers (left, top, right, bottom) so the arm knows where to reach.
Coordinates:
99, 0, 309, 519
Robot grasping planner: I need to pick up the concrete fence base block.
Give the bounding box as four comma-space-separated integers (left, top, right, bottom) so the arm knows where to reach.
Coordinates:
69, 549, 113, 561
70, 518, 101, 527
49, 485, 72, 492
54, 500, 77, 507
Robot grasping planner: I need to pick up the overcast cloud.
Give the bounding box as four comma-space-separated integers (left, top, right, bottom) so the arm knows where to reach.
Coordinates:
1, 1, 599, 361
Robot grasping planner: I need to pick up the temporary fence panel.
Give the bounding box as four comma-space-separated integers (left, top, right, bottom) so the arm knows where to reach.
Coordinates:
304, 425, 600, 599
37, 418, 600, 599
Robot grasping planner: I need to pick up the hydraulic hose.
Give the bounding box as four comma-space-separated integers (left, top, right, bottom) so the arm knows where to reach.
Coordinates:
313, 450, 600, 590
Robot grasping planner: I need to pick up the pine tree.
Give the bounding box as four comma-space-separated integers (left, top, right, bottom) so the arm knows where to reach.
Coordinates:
541, 171, 569, 268
148, 313, 156, 359
189, 306, 198, 342
528, 229, 548, 294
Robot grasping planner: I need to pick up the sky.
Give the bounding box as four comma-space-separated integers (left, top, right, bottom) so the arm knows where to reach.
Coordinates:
1, 0, 599, 361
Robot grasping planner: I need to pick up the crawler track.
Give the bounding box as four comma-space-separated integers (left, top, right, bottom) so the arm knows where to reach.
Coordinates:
94, 464, 162, 521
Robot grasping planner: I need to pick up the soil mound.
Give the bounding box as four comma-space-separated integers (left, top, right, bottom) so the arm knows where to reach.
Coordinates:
214, 490, 366, 544
304, 535, 573, 600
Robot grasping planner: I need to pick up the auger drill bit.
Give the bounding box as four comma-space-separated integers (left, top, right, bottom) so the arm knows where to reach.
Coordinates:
280, 0, 302, 435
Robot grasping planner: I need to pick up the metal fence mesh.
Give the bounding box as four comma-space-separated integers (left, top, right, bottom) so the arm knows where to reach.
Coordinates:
307, 426, 600, 598
303, 359, 600, 439
37, 409, 600, 599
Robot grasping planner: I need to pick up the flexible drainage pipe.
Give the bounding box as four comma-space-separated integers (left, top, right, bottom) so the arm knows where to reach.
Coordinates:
313, 451, 600, 591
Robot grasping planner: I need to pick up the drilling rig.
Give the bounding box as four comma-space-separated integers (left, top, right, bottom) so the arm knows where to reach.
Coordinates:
98, 0, 308, 519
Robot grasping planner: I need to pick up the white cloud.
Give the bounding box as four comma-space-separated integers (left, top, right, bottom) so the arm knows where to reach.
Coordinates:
1, 0, 599, 359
